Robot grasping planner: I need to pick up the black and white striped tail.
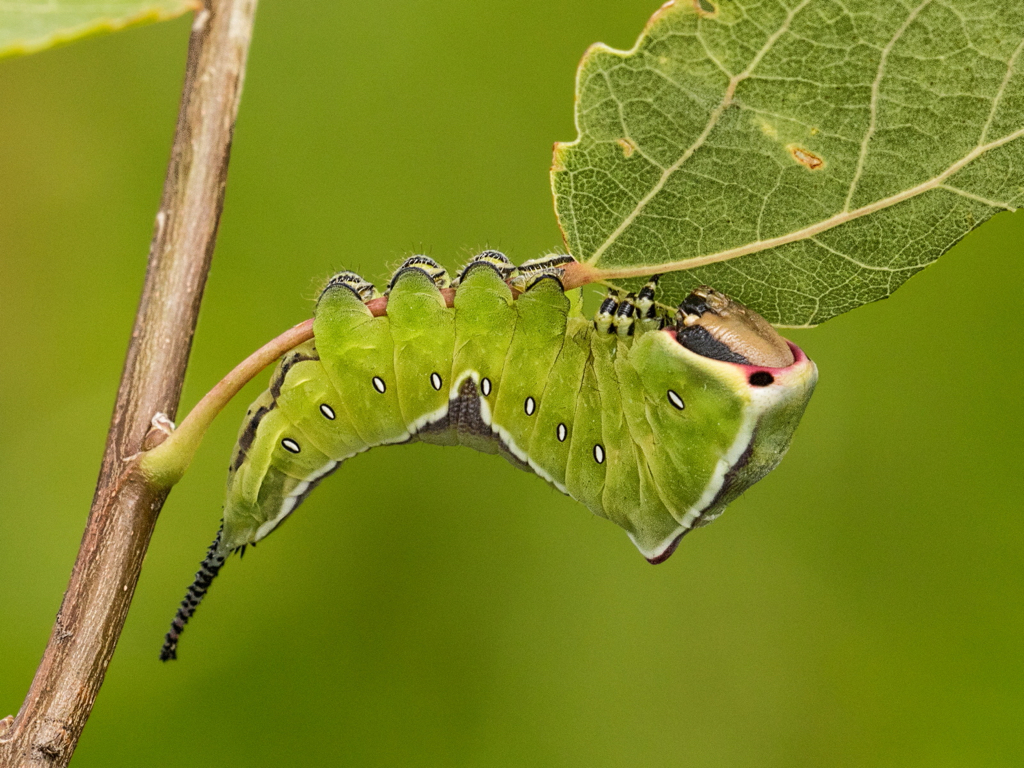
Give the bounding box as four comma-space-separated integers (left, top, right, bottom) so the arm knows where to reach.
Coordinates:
160, 527, 227, 661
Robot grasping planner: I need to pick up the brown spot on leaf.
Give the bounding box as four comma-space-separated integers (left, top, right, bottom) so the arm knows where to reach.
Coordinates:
788, 145, 824, 171
551, 142, 568, 173
616, 138, 637, 157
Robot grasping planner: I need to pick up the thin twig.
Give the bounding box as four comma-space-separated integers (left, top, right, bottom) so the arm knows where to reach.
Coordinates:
0, 1, 257, 765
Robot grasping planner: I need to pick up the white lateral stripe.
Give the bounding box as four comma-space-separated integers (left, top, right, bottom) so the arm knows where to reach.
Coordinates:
254, 460, 340, 542
492, 422, 569, 495
304, 460, 339, 483
680, 410, 757, 526
408, 401, 451, 434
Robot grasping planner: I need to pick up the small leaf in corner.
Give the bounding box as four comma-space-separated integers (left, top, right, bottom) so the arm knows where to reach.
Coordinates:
0, 0, 199, 61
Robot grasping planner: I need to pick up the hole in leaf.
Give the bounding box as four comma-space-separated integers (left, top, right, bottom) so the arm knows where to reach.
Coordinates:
695, 0, 717, 16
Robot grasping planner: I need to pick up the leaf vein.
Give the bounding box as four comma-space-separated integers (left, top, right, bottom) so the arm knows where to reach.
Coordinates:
584, 0, 814, 266
979, 34, 1024, 145
938, 184, 1016, 212
589, 123, 1024, 280
844, 0, 934, 212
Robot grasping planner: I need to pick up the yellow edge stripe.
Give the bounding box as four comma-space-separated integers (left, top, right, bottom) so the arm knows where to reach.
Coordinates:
0, 2, 199, 60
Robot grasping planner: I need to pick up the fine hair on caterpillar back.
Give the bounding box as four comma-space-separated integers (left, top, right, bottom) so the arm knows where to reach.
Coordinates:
160, 252, 817, 660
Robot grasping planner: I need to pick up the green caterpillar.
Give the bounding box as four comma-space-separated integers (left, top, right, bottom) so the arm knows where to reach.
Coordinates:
160, 252, 817, 660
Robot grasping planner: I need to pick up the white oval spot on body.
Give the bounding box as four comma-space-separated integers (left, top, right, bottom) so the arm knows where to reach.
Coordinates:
319, 403, 336, 420
372, 376, 386, 394
281, 438, 301, 454
524, 396, 536, 416
481, 377, 492, 396
557, 423, 567, 442
593, 444, 605, 464
667, 390, 685, 410
430, 372, 443, 391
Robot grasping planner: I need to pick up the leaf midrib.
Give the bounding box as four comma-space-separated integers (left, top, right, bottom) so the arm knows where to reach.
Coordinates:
583, 0, 1023, 278
587, 124, 1024, 281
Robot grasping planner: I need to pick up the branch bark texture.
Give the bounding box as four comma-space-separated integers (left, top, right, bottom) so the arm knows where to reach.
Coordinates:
0, 1, 257, 764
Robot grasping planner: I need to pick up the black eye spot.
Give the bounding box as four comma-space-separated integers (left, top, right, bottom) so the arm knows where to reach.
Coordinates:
749, 371, 774, 387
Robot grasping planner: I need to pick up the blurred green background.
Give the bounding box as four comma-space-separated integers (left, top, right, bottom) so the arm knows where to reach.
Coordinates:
1, 2, 1022, 765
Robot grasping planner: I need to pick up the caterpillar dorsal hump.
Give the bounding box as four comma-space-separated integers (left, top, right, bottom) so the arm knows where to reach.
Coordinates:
160, 252, 816, 660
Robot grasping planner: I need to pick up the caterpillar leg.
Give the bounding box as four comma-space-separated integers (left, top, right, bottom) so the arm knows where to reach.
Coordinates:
613, 293, 637, 338
592, 289, 640, 339
634, 276, 664, 333
593, 279, 664, 338
593, 290, 619, 335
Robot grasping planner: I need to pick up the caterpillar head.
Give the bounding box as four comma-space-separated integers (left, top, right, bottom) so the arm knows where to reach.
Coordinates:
624, 287, 817, 562
674, 287, 794, 369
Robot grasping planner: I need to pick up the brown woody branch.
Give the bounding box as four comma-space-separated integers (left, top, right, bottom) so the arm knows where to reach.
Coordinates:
0, 1, 258, 765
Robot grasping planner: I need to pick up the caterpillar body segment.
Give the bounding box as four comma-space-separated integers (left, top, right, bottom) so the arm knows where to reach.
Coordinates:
161, 254, 817, 659
385, 265, 455, 434
490, 276, 571, 467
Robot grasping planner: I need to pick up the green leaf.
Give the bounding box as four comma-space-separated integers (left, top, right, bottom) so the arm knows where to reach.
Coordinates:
0, 0, 197, 60
552, 0, 1024, 326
